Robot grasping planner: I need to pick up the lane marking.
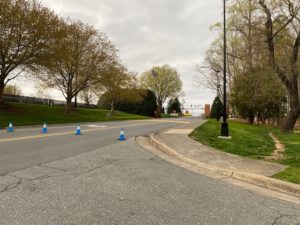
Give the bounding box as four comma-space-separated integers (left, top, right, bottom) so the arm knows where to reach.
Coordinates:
1, 119, 190, 133
87, 125, 107, 128
0, 120, 191, 143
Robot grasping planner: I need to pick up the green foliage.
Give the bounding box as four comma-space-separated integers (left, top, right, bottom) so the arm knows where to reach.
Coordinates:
231, 68, 285, 123
273, 167, 300, 184
140, 65, 183, 113
95, 64, 143, 113
167, 97, 182, 114
0, 0, 61, 104
0, 102, 147, 128
210, 96, 223, 119
4, 85, 22, 96
189, 120, 274, 158
202, 0, 300, 131
97, 92, 111, 109
98, 89, 156, 117
39, 21, 116, 113
115, 90, 157, 117
190, 119, 300, 184
266, 130, 300, 184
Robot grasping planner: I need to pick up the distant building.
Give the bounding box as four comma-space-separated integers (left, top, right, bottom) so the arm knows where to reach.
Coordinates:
205, 104, 210, 118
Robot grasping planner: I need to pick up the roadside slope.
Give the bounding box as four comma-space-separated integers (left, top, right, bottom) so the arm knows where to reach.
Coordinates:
0, 102, 148, 128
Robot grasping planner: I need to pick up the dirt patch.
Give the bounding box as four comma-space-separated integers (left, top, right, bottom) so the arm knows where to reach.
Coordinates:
264, 132, 285, 161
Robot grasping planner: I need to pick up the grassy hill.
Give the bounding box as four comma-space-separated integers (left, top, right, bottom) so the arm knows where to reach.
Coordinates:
0, 102, 148, 128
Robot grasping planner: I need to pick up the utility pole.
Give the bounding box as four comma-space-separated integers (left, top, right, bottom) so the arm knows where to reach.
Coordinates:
221, 0, 229, 137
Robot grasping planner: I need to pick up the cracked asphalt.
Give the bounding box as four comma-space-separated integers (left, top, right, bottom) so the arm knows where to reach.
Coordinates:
0, 136, 299, 225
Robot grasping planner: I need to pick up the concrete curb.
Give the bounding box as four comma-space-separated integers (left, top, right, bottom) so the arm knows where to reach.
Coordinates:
149, 133, 300, 198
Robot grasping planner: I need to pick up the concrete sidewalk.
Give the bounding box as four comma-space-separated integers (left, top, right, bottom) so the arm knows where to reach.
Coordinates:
149, 119, 300, 197
154, 120, 286, 177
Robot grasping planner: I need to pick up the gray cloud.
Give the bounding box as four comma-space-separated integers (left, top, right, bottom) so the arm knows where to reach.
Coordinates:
33, 0, 221, 107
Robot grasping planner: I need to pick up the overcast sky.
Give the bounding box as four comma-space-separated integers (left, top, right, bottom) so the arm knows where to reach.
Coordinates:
19, 0, 222, 108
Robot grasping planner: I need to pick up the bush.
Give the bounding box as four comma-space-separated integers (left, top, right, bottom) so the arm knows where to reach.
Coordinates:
210, 96, 223, 119
167, 97, 182, 114
98, 89, 157, 117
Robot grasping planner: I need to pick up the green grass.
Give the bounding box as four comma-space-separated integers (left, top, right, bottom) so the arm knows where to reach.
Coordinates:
273, 167, 300, 184
0, 102, 148, 128
189, 119, 274, 158
271, 130, 300, 184
190, 119, 300, 184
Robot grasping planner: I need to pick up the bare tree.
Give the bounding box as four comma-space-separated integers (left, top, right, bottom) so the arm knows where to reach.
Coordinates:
79, 88, 97, 106
258, 0, 300, 132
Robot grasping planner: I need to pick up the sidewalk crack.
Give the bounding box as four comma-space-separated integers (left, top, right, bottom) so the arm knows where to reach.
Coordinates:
0, 178, 22, 194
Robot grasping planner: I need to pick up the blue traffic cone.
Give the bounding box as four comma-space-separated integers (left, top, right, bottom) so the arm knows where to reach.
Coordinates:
118, 128, 126, 141
7, 122, 14, 132
41, 123, 48, 133
76, 124, 82, 135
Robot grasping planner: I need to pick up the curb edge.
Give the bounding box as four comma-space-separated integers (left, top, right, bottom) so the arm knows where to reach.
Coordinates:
149, 133, 300, 198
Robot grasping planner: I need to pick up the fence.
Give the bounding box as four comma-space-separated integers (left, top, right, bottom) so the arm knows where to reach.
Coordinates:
4, 94, 97, 109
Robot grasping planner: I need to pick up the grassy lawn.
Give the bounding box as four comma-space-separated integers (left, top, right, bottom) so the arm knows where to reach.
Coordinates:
189, 119, 274, 158
190, 119, 300, 184
271, 130, 300, 184
0, 102, 148, 128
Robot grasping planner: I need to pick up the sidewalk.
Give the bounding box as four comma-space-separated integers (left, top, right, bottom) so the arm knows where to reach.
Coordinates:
149, 119, 300, 197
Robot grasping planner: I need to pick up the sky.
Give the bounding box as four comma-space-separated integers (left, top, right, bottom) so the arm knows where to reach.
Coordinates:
17, 0, 222, 109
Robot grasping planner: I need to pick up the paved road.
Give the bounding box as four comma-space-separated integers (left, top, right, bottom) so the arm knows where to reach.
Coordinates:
0, 119, 188, 175
0, 118, 299, 225
0, 137, 299, 225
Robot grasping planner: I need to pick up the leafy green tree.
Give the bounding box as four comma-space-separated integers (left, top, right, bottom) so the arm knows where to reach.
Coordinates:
167, 97, 182, 114
4, 84, 22, 96
200, 0, 300, 131
140, 65, 183, 117
0, 0, 60, 106
210, 96, 223, 119
39, 21, 115, 113
99, 89, 156, 117
95, 62, 144, 113
231, 68, 285, 124
115, 90, 156, 117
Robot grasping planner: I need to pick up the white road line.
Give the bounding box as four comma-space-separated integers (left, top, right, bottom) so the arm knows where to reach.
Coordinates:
87, 125, 107, 128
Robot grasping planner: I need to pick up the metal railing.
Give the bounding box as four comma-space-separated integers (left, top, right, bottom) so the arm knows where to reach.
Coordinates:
4, 94, 97, 109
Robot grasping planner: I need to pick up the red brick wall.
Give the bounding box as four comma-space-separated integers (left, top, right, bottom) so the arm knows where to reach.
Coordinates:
205, 104, 210, 118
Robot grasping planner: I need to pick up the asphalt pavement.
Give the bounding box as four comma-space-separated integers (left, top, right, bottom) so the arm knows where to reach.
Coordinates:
0, 137, 299, 225
0, 118, 299, 225
0, 119, 188, 175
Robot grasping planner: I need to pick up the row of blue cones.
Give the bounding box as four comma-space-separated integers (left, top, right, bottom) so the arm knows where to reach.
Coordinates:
6, 122, 49, 134
5, 122, 126, 141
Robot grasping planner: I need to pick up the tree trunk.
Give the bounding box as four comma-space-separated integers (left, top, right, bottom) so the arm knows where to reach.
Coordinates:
0, 82, 5, 107
65, 97, 73, 114
111, 101, 114, 114
156, 100, 162, 118
248, 112, 254, 124
282, 92, 300, 132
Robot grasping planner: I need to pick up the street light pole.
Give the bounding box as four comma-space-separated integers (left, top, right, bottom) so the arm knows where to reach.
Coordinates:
221, 0, 229, 137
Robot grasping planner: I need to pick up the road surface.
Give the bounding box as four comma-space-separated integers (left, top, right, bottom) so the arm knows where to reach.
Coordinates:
0, 118, 299, 225
0, 119, 187, 175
